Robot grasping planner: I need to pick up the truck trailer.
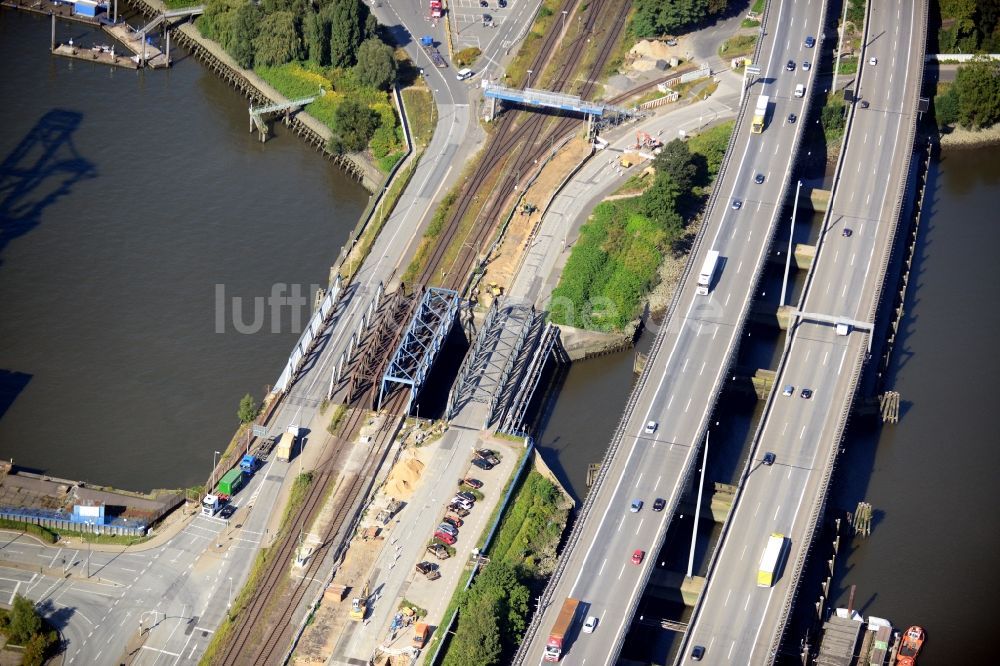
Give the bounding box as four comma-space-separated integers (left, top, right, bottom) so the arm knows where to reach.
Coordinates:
544, 597, 580, 662
696, 250, 721, 296
429, 0, 442, 18
419, 36, 448, 69
276, 426, 298, 462
217, 469, 245, 496
751, 94, 769, 133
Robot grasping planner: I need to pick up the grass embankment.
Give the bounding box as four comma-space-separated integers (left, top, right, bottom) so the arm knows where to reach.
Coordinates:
820, 96, 848, 144
255, 62, 405, 173
198, 472, 316, 666
341, 85, 437, 282
436, 469, 569, 666
0, 519, 57, 544
550, 123, 734, 332
453, 47, 482, 67
719, 34, 758, 58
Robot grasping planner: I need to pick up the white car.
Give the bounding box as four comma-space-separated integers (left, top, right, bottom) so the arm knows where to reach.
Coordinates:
583, 616, 599, 633
869, 56, 878, 65
456, 68, 474, 81
644, 420, 658, 434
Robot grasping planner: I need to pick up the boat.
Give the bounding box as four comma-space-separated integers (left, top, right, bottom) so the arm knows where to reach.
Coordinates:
894, 625, 925, 666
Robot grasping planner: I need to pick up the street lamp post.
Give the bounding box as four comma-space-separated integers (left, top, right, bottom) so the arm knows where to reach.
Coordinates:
687, 429, 711, 578
780, 180, 803, 307
211, 450, 221, 490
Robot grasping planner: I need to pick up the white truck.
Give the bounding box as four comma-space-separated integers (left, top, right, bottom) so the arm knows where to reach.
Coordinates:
751, 94, 769, 133
696, 250, 721, 295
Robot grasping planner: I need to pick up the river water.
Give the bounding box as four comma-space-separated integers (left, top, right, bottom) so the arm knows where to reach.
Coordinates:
0, 9, 368, 490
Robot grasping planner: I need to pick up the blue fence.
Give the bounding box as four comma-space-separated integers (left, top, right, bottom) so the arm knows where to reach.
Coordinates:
0, 508, 148, 536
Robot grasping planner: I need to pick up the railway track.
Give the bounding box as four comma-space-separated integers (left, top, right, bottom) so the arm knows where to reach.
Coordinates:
418, 0, 632, 292
215, 392, 406, 665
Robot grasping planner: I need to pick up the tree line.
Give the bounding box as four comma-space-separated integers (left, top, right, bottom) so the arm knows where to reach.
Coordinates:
198, 0, 397, 90
631, 0, 730, 39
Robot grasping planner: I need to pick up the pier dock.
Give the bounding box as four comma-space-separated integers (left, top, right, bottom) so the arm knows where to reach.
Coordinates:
52, 42, 138, 69
103, 21, 170, 68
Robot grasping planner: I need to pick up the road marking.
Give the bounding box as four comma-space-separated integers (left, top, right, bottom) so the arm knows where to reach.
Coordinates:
736, 260, 743, 274
667, 394, 675, 409
754, 502, 761, 517
141, 646, 181, 657
724, 589, 732, 606
636, 473, 644, 487
48, 548, 62, 569
713, 326, 719, 340
728, 640, 736, 659
618, 563, 626, 580
800, 426, 806, 440
682, 358, 690, 373
838, 350, 847, 375
804, 349, 811, 362
782, 422, 788, 435
774, 504, 782, 521
655, 475, 662, 489
842, 283, 848, 297
617, 521, 623, 533
599, 558, 607, 576
724, 293, 731, 307
744, 593, 752, 610
850, 252, 856, 266
740, 545, 747, 561
823, 350, 830, 365
636, 519, 644, 535
684, 398, 692, 413
699, 361, 706, 376
833, 250, 839, 263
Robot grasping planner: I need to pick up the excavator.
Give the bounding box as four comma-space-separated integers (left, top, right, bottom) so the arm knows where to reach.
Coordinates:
349, 583, 369, 621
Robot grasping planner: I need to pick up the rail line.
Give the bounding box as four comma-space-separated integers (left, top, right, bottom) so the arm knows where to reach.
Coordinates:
215, 392, 405, 665
416, 0, 630, 291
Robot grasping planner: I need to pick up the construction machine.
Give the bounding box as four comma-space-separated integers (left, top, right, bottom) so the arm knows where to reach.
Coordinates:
349, 583, 369, 621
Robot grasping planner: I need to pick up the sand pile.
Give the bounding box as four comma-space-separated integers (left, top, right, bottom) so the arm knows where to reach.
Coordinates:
384, 456, 425, 499
630, 39, 672, 61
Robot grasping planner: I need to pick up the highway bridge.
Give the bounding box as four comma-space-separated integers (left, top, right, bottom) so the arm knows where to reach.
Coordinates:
514, 0, 833, 662
515, 0, 928, 663
680, 0, 927, 662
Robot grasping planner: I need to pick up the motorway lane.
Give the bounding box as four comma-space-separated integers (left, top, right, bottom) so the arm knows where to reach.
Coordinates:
682, 0, 921, 662
520, 0, 829, 663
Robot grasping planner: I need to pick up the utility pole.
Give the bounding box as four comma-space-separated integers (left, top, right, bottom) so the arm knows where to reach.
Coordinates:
211, 450, 221, 490
687, 430, 710, 578
780, 180, 803, 307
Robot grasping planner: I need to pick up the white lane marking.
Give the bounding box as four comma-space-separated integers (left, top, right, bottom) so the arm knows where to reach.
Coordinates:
667, 394, 675, 409
725, 589, 732, 606
744, 593, 752, 610
773, 504, 782, 521
754, 502, 761, 517
599, 558, 607, 576
740, 544, 748, 561
823, 350, 830, 365
618, 563, 627, 580
800, 426, 806, 440
682, 358, 690, 373
636, 473, 644, 486
684, 398, 692, 413
850, 252, 856, 266
838, 350, 847, 375
737, 260, 743, 274
636, 519, 644, 535
699, 361, 706, 376
781, 422, 788, 435
729, 640, 737, 659
725, 293, 731, 307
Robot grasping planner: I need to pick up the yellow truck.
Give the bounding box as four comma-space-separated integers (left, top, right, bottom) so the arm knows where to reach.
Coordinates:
275, 425, 298, 462
412, 622, 430, 649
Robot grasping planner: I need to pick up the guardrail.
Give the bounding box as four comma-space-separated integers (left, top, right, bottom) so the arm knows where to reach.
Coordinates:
510, 2, 791, 661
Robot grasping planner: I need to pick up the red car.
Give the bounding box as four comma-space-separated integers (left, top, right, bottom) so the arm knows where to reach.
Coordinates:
434, 531, 456, 545
443, 514, 464, 528
631, 549, 645, 565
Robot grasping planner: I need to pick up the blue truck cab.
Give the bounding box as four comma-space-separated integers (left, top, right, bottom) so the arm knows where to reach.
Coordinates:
240, 454, 258, 474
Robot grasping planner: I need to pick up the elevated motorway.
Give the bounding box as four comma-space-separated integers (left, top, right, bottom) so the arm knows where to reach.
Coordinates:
682, 0, 927, 662
515, 0, 831, 663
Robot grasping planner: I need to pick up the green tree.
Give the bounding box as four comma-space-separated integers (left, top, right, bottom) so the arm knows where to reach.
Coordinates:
953, 56, 1000, 129
354, 38, 397, 90
227, 1, 262, 68
253, 11, 302, 66
935, 86, 960, 127
22, 632, 52, 666
653, 139, 697, 192
327, 0, 368, 67
332, 99, 380, 152
443, 596, 502, 666
8, 595, 42, 645
304, 10, 330, 65
237, 393, 260, 424
641, 172, 684, 232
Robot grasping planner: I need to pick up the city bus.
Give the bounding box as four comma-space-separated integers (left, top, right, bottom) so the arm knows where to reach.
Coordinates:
757, 532, 787, 587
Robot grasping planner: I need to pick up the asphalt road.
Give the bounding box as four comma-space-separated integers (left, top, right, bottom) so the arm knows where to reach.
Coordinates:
681, 0, 924, 663
518, 1, 831, 663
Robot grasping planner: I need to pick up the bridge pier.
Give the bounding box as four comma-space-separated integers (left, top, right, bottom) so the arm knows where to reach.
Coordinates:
678, 482, 736, 523
647, 570, 706, 607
